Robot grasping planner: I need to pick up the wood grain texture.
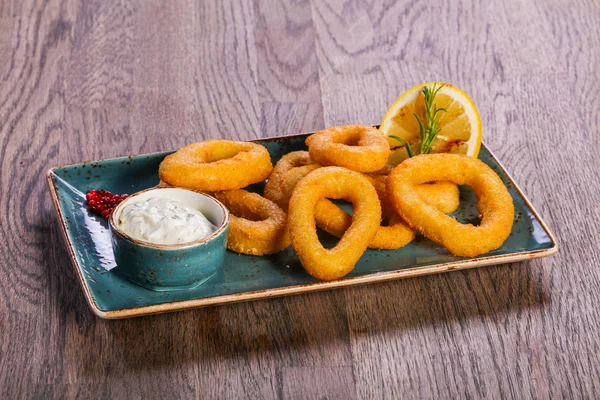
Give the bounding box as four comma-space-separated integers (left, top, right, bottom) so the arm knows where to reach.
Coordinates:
1, 0, 599, 399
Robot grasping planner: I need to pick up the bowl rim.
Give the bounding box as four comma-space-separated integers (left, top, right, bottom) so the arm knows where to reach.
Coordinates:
109, 187, 230, 250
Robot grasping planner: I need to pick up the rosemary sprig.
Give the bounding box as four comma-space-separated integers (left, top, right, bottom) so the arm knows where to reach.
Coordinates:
389, 135, 414, 158
390, 83, 446, 157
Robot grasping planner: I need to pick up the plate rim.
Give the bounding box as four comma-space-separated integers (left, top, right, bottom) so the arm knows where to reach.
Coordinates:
46, 135, 558, 319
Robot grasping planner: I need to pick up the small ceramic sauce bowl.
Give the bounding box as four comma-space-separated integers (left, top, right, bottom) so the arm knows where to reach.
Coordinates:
109, 187, 229, 291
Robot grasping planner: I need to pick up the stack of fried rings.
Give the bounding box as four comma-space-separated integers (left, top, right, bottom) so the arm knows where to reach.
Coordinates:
287, 125, 513, 279
296, 125, 460, 251
158, 125, 514, 279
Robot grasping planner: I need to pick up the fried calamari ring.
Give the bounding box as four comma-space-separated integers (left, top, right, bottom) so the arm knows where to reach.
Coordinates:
279, 164, 320, 210
288, 167, 381, 280
282, 167, 414, 250
414, 182, 460, 214
263, 151, 315, 209
213, 190, 290, 256
362, 174, 395, 216
368, 175, 460, 214
387, 154, 514, 257
306, 125, 390, 172
159, 140, 272, 191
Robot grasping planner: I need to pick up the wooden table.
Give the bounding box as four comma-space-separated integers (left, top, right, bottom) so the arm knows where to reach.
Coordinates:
2, 1, 599, 398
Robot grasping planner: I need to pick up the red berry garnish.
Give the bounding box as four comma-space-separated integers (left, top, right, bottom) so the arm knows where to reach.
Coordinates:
86, 189, 128, 220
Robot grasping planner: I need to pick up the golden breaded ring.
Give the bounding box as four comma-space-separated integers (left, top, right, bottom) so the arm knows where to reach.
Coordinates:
362, 174, 396, 217
288, 167, 381, 280
213, 190, 290, 256
279, 164, 320, 210
282, 167, 414, 250
159, 140, 272, 191
306, 125, 390, 172
367, 175, 460, 214
414, 181, 460, 214
387, 154, 514, 257
264, 151, 315, 209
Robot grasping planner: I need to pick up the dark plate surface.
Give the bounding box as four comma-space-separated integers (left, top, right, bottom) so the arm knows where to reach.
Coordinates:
47, 134, 557, 318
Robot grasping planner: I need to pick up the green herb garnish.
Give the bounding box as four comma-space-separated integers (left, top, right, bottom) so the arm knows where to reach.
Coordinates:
388, 135, 414, 158
390, 83, 446, 157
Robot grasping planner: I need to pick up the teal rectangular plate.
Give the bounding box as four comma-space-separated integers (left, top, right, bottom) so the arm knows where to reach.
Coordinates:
47, 134, 558, 319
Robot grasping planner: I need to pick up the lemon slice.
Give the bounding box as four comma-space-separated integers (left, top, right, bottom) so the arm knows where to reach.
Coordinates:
380, 82, 482, 165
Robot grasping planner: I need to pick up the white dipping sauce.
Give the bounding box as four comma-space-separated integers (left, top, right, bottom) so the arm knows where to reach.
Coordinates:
118, 197, 217, 245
